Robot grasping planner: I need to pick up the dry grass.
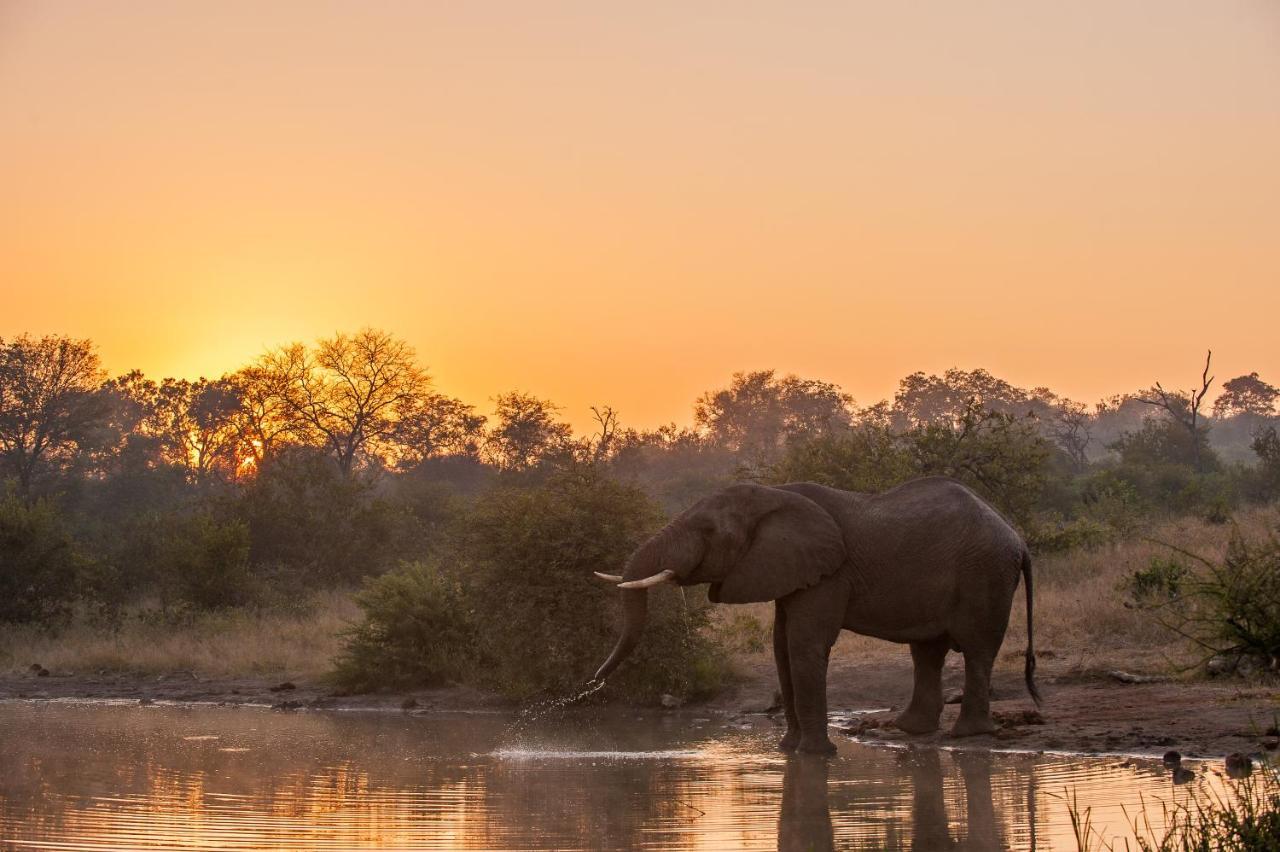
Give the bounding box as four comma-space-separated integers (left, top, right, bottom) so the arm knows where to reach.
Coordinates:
1012, 505, 1280, 674
6, 507, 1278, 685
0, 590, 360, 681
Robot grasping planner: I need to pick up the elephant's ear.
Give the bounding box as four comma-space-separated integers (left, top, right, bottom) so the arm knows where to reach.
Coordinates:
709, 487, 846, 604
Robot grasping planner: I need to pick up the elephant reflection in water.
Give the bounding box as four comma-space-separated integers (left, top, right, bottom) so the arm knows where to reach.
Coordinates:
777, 750, 1032, 851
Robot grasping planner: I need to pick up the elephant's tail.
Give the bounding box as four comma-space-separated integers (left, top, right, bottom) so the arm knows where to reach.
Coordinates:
1021, 549, 1043, 709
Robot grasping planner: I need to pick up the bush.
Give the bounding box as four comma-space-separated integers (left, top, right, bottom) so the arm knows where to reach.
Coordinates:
463, 466, 728, 702
237, 448, 414, 585
1125, 557, 1187, 601
331, 560, 476, 692
100, 510, 253, 611
0, 493, 84, 624
1129, 527, 1280, 667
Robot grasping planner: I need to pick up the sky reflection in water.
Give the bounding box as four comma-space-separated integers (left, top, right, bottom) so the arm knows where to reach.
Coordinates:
0, 702, 1231, 851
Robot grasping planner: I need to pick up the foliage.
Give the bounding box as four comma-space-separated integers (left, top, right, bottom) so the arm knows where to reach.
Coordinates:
331, 559, 477, 692
1127, 527, 1280, 666
1067, 769, 1280, 851
694, 370, 852, 463
1255, 425, 1280, 500
0, 334, 109, 496
236, 447, 413, 585
461, 466, 728, 701
0, 492, 84, 624
1126, 557, 1188, 601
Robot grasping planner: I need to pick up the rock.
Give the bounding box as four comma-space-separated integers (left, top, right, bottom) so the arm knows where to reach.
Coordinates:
28, 663, 43, 673
35, 667, 50, 677
993, 709, 1045, 727
269, 681, 297, 692
841, 718, 882, 736
660, 693, 684, 709
273, 700, 303, 711
1225, 753, 1253, 778
1207, 655, 1237, 677
944, 689, 964, 705
400, 698, 418, 711
1162, 750, 1182, 768
1108, 670, 1163, 684
139, 697, 155, 706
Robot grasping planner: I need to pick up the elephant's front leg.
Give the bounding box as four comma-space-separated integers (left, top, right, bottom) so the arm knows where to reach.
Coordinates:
773, 601, 801, 752
780, 587, 844, 755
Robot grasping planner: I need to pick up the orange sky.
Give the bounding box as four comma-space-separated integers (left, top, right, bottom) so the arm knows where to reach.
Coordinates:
3, 2, 1278, 430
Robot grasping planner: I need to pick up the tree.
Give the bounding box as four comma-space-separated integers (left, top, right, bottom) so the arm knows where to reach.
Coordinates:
151, 377, 243, 483
0, 335, 108, 497
483, 392, 574, 471
1134, 350, 1215, 473
264, 329, 435, 477
1043, 397, 1093, 472
1213, 373, 1279, 418
393, 392, 487, 466
694, 370, 852, 460
224, 364, 296, 470
890, 368, 1029, 429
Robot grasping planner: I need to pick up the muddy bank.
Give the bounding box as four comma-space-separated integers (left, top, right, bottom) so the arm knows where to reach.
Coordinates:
3, 656, 1277, 760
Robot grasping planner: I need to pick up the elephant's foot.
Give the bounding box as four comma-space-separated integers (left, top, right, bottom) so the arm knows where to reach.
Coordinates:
778, 729, 801, 752
950, 715, 997, 738
892, 709, 942, 735
796, 733, 837, 755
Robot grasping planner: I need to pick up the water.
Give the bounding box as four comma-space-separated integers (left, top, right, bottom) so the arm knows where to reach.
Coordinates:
0, 701, 1238, 850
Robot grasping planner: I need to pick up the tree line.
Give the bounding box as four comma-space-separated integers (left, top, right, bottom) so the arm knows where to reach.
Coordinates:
2, 330, 1279, 629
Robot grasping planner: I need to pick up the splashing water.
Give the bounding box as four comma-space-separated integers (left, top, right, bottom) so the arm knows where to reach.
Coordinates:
502, 678, 607, 742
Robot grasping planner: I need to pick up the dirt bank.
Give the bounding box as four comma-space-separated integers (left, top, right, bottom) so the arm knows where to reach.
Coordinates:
4, 654, 1276, 761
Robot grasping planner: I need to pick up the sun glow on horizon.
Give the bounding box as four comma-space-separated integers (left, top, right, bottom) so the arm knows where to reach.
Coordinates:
3, 2, 1278, 432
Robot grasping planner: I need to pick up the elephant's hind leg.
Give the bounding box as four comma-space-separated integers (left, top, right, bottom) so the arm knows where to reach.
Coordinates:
893, 636, 949, 734
951, 649, 998, 737
773, 601, 801, 752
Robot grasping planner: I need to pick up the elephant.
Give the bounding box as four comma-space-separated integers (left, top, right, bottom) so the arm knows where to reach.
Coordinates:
591, 476, 1041, 755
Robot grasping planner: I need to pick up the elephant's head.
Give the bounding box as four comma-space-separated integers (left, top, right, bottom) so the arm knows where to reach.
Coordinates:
591, 483, 846, 683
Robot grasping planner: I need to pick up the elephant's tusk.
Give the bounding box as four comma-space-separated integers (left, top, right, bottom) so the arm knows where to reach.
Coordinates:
617, 569, 676, 590
593, 572, 624, 583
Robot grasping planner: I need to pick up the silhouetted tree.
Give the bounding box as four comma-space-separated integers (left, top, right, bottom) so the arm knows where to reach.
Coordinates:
890, 368, 1029, 428
1135, 350, 1215, 473
0, 335, 108, 497
694, 370, 852, 460
264, 329, 434, 477
1213, 372, 1279, 418
484, 391, 574, 471
393, 392, 487, 466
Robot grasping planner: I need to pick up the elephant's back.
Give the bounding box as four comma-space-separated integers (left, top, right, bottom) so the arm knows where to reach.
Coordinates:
858, 477, 1023, 564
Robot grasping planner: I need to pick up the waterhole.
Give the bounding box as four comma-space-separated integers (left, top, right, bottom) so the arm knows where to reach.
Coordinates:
0, 702, 1237, 850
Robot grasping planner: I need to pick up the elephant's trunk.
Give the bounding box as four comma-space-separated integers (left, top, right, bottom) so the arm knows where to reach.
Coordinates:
592, 522, 698, 683
591, 587, 647, 682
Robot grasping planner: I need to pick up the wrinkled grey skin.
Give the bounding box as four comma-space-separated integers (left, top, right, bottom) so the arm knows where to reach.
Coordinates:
593, 477, 1040, 755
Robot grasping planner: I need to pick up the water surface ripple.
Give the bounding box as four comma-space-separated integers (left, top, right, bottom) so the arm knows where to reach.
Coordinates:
0, 702, 1234, 850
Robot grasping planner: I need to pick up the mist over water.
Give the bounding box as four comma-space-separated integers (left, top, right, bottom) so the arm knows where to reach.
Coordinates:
0, 702, 1234, 851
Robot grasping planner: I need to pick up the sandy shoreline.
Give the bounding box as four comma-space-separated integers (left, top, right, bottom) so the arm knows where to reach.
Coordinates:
4, 655, 1276, 762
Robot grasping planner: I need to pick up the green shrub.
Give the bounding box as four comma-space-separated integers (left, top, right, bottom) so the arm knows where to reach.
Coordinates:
463, 466, 728, 702
1125, 557, 1187, 601
0, 493, 84, 624
104, 510, 253, 611
1129, 528, 1280, 667
1027, 514, 1116, 554
330, 559, 476, 692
